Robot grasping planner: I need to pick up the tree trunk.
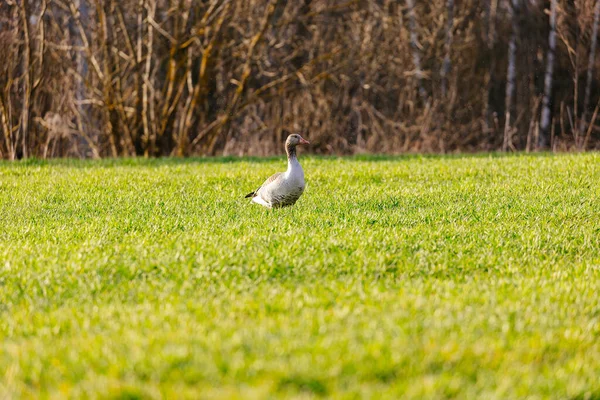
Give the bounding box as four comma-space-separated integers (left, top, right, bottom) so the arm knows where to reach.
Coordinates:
142, 0, 156, 157
405, 0, 427, 103
19, 0, 31, 158
579, 0, 600, 138
503, 0, 519, 151
539, 0, 557, 149
134, 0, 146, 155
70, 0, 90, 156
484, 0, 498, 134
440, 0, 454, 98
98, 0, 121, 157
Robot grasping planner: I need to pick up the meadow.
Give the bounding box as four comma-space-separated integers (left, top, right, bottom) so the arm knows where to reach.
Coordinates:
0, 153, 599, 399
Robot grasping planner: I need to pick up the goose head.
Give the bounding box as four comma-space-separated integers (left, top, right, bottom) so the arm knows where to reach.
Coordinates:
286, 133, 310, 147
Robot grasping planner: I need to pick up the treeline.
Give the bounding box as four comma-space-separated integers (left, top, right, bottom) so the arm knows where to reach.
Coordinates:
0, 0, 599, 159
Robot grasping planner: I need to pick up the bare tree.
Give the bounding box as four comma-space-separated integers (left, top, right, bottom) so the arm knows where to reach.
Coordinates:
441, 0, 454, 98
1, 0, 600, 159
539, 0, 557, 149
68, 0, 93, 158
19, 0, 32, 158
405, 0, 427, 103
503, 0, 520, 151
579, 0, 600, 143
484, 0, 499, 134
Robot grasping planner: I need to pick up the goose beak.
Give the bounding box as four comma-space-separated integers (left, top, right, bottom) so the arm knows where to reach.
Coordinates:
299, 137, 310, 145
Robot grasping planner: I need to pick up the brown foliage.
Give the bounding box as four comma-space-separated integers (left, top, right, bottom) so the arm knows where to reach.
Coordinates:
0, 0, 599, 159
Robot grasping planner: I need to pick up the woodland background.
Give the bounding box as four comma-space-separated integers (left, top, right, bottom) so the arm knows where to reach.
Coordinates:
0, 0, 599, 159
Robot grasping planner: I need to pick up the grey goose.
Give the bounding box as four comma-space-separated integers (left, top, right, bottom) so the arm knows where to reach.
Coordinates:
245, 134, 310, 208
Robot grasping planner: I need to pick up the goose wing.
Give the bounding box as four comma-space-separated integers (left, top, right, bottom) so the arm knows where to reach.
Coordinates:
244, 172, 283, 198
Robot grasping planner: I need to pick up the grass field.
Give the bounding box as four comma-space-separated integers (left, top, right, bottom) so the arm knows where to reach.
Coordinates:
1, 153, 599, 399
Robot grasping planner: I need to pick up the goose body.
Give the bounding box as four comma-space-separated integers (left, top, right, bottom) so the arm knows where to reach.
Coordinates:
245, 134, 309, 208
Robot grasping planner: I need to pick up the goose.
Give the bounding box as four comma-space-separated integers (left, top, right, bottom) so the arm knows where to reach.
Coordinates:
245, 133, 310, 208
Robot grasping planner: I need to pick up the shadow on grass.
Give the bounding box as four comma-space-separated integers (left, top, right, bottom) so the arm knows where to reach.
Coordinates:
277, 375, 329, 396
571, 390, 600, 400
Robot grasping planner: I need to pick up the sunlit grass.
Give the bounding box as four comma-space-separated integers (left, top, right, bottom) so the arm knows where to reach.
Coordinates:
0, 153, 599, 398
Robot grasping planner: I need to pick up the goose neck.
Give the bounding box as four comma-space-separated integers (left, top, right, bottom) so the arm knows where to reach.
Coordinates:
286, 143, 297, 160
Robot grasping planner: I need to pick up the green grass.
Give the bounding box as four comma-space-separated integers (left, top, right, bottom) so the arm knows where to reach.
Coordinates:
1, 153, 599, 399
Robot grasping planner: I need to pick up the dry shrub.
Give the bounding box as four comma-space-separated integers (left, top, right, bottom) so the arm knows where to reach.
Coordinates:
0, 0, 598, 159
